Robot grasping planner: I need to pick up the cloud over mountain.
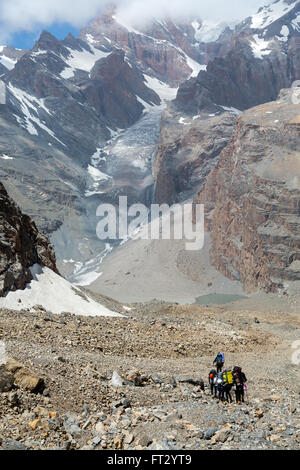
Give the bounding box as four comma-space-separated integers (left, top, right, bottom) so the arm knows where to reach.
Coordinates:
0, 0, 268, 43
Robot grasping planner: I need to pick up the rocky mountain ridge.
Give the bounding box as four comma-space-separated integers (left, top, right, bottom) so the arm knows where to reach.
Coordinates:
0, 26, 165, 260
196, 88, 300, 292
0, 182, 57, 297
79, 6, 223, 86
175, 0, 300, 113
153, 0, 299, 208
0, 46, 27, 75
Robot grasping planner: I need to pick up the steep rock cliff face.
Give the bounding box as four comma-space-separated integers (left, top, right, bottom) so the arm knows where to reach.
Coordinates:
82, 50, 160, 128
197, 89, 300, 292
79, 8, 206, 86
80, 9, 236, 87
176, 36, 299, 113
0, 182, 58, 296
153, 105, 236, 204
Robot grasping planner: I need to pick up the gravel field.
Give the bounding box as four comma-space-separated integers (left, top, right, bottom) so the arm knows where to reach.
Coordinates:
0, 295, 299, 450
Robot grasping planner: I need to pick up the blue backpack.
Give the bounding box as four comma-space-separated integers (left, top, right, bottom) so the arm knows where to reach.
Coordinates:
216, 353, 224, 365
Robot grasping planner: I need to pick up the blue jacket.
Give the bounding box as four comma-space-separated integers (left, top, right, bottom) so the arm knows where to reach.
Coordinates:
213, 353, 224, 364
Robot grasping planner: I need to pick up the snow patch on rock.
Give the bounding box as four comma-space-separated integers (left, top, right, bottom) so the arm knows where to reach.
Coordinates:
250, 35, 272, 59
143, 75, 178, 102
8, 84, 65, 146
278, 24, 290, 41
291, 12, 300, 30
0, 264, 121, 317
1, 154, 14, 160
250, 0, 297, 30
0, 55, 16, 71
68, 244, 113, 287
61, 46, 110, 79
221, 106, 243, 115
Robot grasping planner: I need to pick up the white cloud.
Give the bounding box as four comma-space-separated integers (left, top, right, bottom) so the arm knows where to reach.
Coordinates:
0, 0, 268, 44
117, 0, 268, 25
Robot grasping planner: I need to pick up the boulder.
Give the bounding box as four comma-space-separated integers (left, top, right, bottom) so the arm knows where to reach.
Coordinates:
151, 373, 163, 384
204, 427, 219, 440
0, 365, 14, 392
5, 359, 23, 373
126, 369, 143, 386
14, 368, 45, 393
1, 359, 45, 393
136, 435, 152, 447
211, 428, 231, 444
148, 439, 181, 450
123, 432, 134, 445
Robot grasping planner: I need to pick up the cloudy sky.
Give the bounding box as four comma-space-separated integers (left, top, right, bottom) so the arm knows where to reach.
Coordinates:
0, 0, 269, 48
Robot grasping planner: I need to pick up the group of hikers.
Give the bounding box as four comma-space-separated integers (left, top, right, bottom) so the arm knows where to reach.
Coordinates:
208, 352, 247, 404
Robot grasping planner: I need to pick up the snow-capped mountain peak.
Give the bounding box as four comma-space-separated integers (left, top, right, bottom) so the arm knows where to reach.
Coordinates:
79, 10, 212, 86
250, 0, 299, 30
235, 0, 300, 60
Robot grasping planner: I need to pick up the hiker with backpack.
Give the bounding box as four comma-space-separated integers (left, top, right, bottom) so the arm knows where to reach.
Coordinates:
213, 352, 224, 372
208, 369, 217, 397
222, 369, 233, 403
233, 366, 247, 404
216, 371, 225, 401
